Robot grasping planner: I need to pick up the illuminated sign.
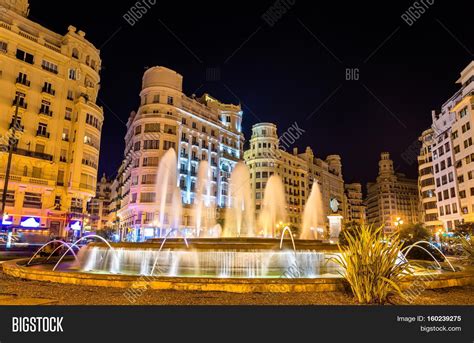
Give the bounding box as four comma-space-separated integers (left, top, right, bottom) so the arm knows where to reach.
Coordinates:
2, 214, 13, 225
20, 216, 41, 228
144, 228, 155, 237
71, 221, 82, 231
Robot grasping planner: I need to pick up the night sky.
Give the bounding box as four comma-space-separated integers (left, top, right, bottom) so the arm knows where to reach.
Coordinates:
28, 0, 473, 187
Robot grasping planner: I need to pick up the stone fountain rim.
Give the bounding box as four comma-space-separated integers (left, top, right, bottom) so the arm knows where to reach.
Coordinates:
3, 259, 474, 294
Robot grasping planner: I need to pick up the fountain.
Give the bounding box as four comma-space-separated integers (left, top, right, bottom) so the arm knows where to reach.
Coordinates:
155, 148, 179, 237
194, 161, 215, 238
224, 162, 254, 237
12, 151, 464, 291
301, 182, 325, 240
258, 175, 287, 238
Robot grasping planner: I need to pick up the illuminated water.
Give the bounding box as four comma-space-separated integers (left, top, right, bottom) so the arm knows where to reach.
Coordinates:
79, 245, 342, 278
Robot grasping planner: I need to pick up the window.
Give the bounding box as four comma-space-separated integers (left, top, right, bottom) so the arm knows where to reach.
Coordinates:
60, 149, 67, 163
464, 137, 473, 149
134, 126, 142, 135
23, 192, 42, 209
37, 123, 48, 137
133, 141, 141, 151
153, 95, 160, 103
143, 157, 159, 167
65, 108, 72, 120
167, 96, 174, 105
62, 128, 69, 141
72, 48, 79, 59
439, 206, 444, 216
140, 193, 156, 203
454, 145, 460, 154
42, 60, 58, 74
452, 203, 458, 214
163, 141, 176, 151
69, 68, 77, 80
67, 90, 74, 101
144, 123, 160, 132
40, 100, 52, 116
57, 170, 65, 185
141, 174, 156, 185
16, 49, 34, 64
459, 106, 468, 118
0, 41, 7, 53
443, 189, 449, 200
143, 140, 159, 150
448, 172, 454, 182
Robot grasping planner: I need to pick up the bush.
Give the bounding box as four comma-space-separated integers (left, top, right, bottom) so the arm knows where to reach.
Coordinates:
460, 236, 474, 265
332, 225, 412, 304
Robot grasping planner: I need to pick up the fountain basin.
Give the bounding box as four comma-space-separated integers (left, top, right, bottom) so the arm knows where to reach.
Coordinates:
79, 239, 342, 279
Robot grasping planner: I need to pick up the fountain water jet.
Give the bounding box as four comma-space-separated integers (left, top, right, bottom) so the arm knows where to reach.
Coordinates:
402, 241, 456, 272
155, 148, 178, 236
259, 175, 287, 238
53, 235, 116, 271
301, 182, 325, 240
224, 162, 254, 237
194, 161, 215, 237
27, 240, 78, 265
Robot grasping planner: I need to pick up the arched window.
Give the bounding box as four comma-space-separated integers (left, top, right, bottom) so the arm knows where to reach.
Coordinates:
72, 48, 79, 59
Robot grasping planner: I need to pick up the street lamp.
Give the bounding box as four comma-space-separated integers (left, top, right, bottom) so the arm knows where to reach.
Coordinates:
394, 217, 404, 228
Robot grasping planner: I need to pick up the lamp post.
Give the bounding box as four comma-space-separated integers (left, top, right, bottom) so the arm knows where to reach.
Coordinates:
1, 102, 20, 247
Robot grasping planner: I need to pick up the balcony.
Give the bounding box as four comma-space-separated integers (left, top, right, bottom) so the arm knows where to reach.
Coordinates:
9, 121, 24, 132
16, 77, 30, 87
12, 99, 27, 109
36, 130, 50, 138
0, 145, 53, 161
221, 151, 239, 162
42, 86, 56, 96
39, 108, 53, 117
42, 65, 58, 74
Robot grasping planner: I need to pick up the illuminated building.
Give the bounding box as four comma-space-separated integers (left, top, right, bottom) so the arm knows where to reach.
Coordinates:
366, 152, 419, 233
0, 0, 103, 237
244, 123, 345, 230
343, 183, 366, 226
88, 174, 113, 232
417, 128, 442, 233
117, 66, 244, 240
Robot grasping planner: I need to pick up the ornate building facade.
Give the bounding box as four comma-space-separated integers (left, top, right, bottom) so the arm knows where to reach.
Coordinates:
417, 128, 442, 233
0, 0, 103, 238
117, 67, 244, 240
366, 153, 419, 233
343, 183, 366, 226
243, 123, 345, 231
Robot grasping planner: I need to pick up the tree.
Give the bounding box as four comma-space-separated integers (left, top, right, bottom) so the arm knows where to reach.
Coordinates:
398, 223, 431, 243
398, 223, 442, 261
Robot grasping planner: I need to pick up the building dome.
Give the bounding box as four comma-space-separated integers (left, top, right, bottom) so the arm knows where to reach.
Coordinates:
142, 66, 183, 92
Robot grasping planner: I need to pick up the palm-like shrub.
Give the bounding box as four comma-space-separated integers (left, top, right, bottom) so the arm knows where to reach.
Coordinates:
333, 225, 412, 304
460, 236, 474, 265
